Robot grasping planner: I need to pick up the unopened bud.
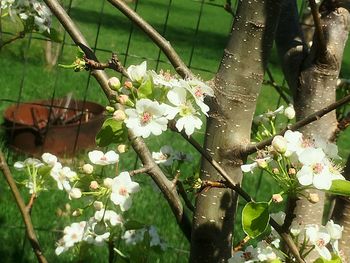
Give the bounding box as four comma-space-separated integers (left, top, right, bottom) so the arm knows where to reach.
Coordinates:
117, 144, 127, 153
69, 188, 82, 199
308, 193, 320, 203
93, 201, 104, 211
124, 80, 133, 89
272, 168, 280, 174
288, 168, 296, 175
272, 194, 283, 203
103, 178, 113, 188
105, 106, 115, 113
89, 180, 99, 190
113, 110, 126, 121
272, 135, 287, 154
256, 159, 268, 169
83, 163, 94, 174
117, 95, 133, 106
284, 105, 295, 120
72, 209, 82, 217
108, 77, 121, 91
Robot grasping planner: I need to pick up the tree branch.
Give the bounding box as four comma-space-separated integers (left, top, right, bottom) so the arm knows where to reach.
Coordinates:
308, 0, 327, 58
231, 93, 350, 157
107, 0, 193, 79
0, 151, 48, 263
43, 0, 116, 100
44, 0, 192, 242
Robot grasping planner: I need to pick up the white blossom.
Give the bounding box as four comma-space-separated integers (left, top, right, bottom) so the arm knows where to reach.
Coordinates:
127, 61, 147, 83
110, 172, 140, 211
55, 221, 86, 255
166, 86, 202, 136
41, 152, 58, 166
125, 99, 169, 138
88, 150, 119, 166
284, 104, 295, 119
305, 224, 332, 260
228, 246, 257, 263
152, 145, 175, 166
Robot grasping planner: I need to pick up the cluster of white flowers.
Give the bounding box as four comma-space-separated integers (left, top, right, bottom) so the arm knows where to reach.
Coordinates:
152, 145, 192, 166
55, 208, 123, 255
291, 220, 343, 261
122, 226, 166, 250
112, 61, 214, 137
242, 130, 344, 191
1, 0, 52, 32
229, 240, 282, 263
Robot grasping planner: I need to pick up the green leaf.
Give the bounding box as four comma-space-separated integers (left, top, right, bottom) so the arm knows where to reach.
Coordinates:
327, 180, 350, 196
313, 254, 342, 263
41, 28, 63, 43
242, 201, 270, 238
124, 220, 146, 231
137, 76, 153, 99
95, 118, 127, 147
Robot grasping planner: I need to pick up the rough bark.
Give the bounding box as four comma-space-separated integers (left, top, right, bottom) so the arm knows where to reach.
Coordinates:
189, 1, 282, 262
283, 4, 349, 262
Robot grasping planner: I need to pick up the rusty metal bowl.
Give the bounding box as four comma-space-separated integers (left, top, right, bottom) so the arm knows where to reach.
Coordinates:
2, 99, 105, 157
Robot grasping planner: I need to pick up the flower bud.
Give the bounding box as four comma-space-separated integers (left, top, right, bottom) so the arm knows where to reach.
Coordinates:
272, 135, 287, 154
272, 194, 283, 203
256, 159, 268, 169
69, 188, 82, 199
284, 105, 295, 120
93, 201, 104, 211
117, 95, 129, 105
124, 80, 133, 89
103, 178, 113, 188
272, 168, 280, 174
105, 106, 115, 113
108, 77, 121, 91
117, 144, 127, 153
72, 209, 82, 217
89, 180, 99, 190
113, 110, 126, 121
288, 168, 296, 176
82, 163, 94, 174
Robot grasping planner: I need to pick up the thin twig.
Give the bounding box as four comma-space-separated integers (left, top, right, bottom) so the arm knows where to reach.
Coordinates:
107, 0, 193, 79
26, 193, 37, 214
129, 165, 152, 176
0, 31, 26, 49
177, 181, 195, 212
308, 0, 327, 58
84, 53, 129, 77
265, 67, 291, 104
43, 0, 116, 100
233, 93, 350, 157
0, 151, 48, 263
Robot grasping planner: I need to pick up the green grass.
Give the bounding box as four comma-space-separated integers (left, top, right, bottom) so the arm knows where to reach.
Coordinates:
1, 0, 350, 262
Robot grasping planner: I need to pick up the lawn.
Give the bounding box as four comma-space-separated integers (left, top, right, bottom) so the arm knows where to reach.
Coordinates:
0, 0, 350, 262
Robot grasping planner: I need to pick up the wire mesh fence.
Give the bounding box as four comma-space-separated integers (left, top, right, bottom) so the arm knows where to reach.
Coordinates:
0, 0, 236, 261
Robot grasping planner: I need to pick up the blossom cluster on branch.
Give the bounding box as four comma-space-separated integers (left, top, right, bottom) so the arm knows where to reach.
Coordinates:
1, 0, 51, 32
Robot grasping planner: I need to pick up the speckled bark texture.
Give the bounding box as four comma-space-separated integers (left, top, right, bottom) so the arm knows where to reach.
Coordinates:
189, 1, 282, 262
277, 2, 350, 261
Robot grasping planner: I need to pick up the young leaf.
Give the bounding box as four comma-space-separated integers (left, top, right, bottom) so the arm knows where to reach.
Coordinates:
124, 220, 146, 231
95, 118, 127, 147
137, 76, 153, 99
313, 254, 342, 263
327, 179, 350, 196
242, 201, 270, 238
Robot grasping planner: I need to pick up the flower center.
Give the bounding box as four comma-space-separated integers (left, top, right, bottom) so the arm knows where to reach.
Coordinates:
194, 87, 203, 98
119, 187, 128, 196
316, 238, 326, 248
140, 112, 152, 125
313, 163, 323, 174
100, 156, 107, 161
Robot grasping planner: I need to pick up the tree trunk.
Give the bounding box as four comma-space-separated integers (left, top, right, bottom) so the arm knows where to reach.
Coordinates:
276, 1, 350, 261
189, 1, 282, 262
